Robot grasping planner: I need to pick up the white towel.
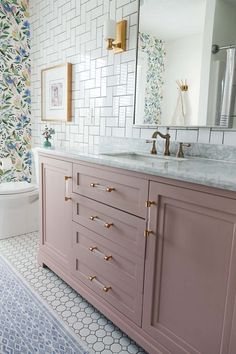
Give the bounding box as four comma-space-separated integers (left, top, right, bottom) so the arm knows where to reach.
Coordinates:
220, 48, 236, 128
171, 89, 187, 126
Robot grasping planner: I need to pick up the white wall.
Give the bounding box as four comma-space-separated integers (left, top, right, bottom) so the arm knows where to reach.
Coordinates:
30, 0, 236, 148
162, 34, 203, 126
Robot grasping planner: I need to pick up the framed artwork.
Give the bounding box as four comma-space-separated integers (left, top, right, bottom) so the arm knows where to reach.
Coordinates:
41, 63, 72, 122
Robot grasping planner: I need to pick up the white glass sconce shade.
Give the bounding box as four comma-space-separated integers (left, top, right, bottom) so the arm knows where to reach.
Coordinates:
104, 19, 116, 40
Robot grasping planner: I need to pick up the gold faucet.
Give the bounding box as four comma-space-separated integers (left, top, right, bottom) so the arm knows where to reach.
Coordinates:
149, 131, 171, 156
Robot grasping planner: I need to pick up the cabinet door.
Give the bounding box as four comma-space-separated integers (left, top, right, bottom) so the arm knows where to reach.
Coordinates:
143, 181, 236, 354
40, 156, 72, 271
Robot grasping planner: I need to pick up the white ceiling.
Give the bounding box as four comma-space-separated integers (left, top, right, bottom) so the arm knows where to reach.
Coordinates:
139, 0, 207, 41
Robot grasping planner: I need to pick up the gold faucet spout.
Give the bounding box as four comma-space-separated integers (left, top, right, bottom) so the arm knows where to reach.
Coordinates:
151, 131, 171, 156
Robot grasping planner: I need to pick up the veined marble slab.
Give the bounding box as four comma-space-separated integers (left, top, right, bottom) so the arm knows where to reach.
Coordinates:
34, 145, 236, 193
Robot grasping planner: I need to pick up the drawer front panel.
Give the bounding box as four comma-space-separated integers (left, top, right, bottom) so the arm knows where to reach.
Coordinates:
72, 195, 146, 258
73, 163, 148, 218
71, 233, 143, 325
72, 222, 144, 293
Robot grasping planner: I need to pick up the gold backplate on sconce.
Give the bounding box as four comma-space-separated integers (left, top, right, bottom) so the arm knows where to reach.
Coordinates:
113, 20, 127, 54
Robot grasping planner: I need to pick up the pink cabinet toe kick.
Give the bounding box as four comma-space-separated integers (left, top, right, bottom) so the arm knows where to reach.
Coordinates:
38, 153, 236, 354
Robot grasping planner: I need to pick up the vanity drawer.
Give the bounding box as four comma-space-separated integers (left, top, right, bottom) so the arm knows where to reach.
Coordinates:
72, 222, 144, 288
72, 163, 148, 218
71, 235, 143, 325
72, 194, 146, 259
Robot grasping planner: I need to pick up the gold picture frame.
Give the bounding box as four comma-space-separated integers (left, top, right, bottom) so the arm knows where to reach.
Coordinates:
41, 63, 72, 122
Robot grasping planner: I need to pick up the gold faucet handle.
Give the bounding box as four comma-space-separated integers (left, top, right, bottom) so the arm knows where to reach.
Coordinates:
176, 142, 191, 158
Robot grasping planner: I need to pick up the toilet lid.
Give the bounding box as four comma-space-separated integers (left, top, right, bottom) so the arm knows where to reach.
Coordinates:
0, 182, 38, 195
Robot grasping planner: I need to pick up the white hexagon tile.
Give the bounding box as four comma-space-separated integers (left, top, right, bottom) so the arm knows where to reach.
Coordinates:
0, 232, 147, 354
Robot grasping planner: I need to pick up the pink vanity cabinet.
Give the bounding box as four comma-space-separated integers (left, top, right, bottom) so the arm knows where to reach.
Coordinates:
143, 181, 236, 354
38, 152, 236, 354
38, 156, 73, 274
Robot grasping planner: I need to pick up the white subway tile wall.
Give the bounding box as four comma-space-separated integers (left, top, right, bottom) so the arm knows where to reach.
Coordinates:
30, 0, 235, 148
223, 131, 236, 146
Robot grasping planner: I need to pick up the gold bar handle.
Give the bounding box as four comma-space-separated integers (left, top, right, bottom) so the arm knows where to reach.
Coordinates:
90, 216, 113, 229
89, 246, 112, 262
88, 275, 112, 293
65, 176, 72, 201
90, 183, 115, 193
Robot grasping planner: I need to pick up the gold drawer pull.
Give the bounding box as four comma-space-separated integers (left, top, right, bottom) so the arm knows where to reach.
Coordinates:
90, 216, 113, 229
103, 286, 112, 293
65, 176, 72, 202
104, 255, 112, 261
89, 246, 98, 252
105, 222, 113, 229
144, 230, 154, 237
106, 187, 115, 193
145, 200, 156, 208
88, 275, 112, 293
65, 197, 72, 201
89, 246, 113, 262
90, 183, 115, 192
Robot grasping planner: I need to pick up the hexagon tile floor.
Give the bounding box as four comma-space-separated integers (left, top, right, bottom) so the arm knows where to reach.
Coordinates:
0, 232, 147, 354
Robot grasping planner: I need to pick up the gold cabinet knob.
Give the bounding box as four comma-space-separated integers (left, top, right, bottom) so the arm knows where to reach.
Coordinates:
105, 222, 113, 229
103, 286, 112, 293
89, 246, 98, 252
145, 201, 156, 207
144, 230, 154, 237
104, 255, 112, 261
65, 197, 72, 201
106, 187, 115, 192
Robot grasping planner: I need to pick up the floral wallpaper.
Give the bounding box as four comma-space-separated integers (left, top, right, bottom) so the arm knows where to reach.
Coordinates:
138, 32, 165, 124
0, 0, 31, 182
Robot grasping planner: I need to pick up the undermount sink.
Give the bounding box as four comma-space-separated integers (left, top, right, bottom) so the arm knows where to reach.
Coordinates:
103, 152, 187, 163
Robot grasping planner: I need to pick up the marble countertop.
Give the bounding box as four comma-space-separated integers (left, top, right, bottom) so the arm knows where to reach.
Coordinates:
35, 146, 236, 193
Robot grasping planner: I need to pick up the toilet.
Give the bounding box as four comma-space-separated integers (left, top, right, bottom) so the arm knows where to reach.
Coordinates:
0, 149, 39, 239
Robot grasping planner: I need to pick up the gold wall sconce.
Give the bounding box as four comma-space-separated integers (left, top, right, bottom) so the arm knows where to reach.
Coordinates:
104, 19, 127, 54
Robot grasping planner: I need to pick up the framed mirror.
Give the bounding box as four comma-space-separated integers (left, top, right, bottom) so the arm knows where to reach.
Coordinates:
134, 0, 236, 128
